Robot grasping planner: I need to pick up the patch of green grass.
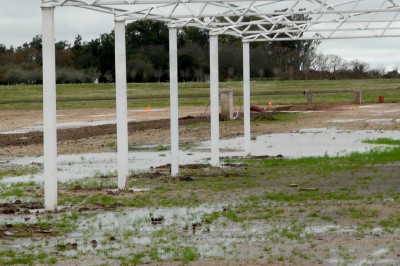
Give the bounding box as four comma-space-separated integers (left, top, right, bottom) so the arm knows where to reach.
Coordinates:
156, 145, 168, 151
63, 176, 116, 190
348, 207, 380, 219
128, 251, 146, 265
123, 245, 199, 264
223, 207, 246, 223
58, 194, 85, 206
202, 211, 221, 224
308, 210, 320, 218
363, 138, 400, 146
86, 194, 120, 206
0, 165, 41, 179
379, 211, 400, 233
179, 246, 200, 262
345, 146, 400, 165
0, 187, 25, 197
356, 223, 374, 233
243, 195, 262, 205
0, 249, 57, 265
280, 222, 305, 240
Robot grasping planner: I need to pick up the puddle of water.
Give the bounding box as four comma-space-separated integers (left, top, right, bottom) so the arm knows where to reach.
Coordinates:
305, 225, 345, 234
328, 119, 365, 123
214, 128, 400, 158
1, 151, 211, 184
1, 201, 398, 264
329, 118, 400, 124
358, 105, 379, 109
327, 258, 399, 265
2, 128, 399, 184
371, 248, 389, 256
0, 129, 37, 135
85, 114, 116, 118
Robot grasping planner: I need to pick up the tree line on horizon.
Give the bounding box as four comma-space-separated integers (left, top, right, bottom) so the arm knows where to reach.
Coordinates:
0, 20, 397, 85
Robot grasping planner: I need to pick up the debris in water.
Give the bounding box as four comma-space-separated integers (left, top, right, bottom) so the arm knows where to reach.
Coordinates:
151, 217, 165, 225
179, 176, 195, 182
3, 231, 14, 236
66, 242, 78, 250
300, 188, 319, 191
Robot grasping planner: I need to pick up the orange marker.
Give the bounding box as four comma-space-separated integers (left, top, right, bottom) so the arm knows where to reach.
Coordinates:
145, 106, 151, 111
269, 101, 272, 107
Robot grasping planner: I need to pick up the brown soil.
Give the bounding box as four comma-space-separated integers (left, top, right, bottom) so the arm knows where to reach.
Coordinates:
1, 103, 400, 157
0, 223, 59, 238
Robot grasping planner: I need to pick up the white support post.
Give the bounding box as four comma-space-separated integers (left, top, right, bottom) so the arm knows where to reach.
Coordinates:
42, 6, 58, 211
169, 27, 180, 176
209, 34, 220, 166
114, 19, 129, 189
243, 42, 251, 156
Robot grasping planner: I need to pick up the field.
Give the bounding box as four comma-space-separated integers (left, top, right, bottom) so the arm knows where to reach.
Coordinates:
0, 80, 400, 265
1, 79, 400, 109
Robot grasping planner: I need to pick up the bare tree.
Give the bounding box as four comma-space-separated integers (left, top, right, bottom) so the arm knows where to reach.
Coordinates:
376, 65, 386, 77
311, 53, 328, 79
326, 54, 343, 78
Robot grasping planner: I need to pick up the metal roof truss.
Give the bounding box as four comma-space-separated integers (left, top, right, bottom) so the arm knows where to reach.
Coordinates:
42, 0, 400, 41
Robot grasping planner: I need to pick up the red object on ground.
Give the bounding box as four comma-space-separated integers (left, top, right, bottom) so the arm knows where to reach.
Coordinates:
250, 104, 264, 112
378, 96, 384, 103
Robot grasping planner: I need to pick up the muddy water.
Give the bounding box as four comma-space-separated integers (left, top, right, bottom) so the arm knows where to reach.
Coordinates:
0, 204, 226, 259
2, 128, 399, 184
1, 204, 398, 264
211, 128, 399, 157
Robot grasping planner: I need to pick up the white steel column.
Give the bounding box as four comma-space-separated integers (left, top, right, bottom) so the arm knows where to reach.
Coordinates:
169, 27, 180, 176
243, 42, 251, 156
115, 19, 129, 189
42, 6, 58, 211
209, 34, 220, 166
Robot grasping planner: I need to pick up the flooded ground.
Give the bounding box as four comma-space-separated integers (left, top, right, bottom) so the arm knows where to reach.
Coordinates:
0, 103, 400, 265
1, 128, 399, 184
1, 199, 399, 265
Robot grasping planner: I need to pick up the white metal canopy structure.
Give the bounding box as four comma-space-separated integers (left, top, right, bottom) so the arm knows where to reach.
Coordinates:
41, 0, 400, 210
43, 0, 400, 41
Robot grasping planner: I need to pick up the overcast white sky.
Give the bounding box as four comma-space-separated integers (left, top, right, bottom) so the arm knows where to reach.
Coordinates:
1, 0, 400, 71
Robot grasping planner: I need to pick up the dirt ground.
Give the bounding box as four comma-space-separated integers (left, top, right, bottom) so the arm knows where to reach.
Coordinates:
1, 103, 399, 157
1, 103, 400, 265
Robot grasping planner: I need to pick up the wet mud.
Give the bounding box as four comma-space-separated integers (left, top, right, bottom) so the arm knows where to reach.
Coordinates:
0, 103, 338, 148
0, 115, 209, 148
